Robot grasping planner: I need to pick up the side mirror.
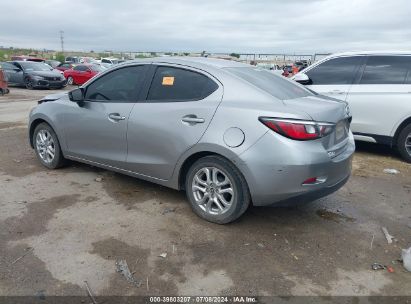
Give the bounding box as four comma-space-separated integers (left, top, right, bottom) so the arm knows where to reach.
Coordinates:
69, 88, 84, 102
293, 73, 310, 84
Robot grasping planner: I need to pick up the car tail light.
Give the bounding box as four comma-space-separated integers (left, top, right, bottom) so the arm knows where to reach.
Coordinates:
259, 117, 335, 141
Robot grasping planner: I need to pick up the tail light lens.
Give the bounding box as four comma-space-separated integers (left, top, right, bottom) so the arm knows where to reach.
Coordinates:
259, 117, 335, 141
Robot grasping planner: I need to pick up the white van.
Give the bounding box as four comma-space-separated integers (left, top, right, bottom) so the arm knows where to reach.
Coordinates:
294, 51, 411, 162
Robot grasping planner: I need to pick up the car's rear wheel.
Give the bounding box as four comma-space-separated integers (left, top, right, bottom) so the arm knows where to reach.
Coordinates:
33, 123, 66, 169
185, 155, 250, 224
25, 78, 34, 89
397, 123, 411, 163
67, 76, 74, 85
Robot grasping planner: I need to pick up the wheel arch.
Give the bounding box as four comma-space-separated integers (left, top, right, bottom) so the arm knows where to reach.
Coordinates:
393, 116, 411, 146
29, 117, 59, 148
176, 144, 249, 192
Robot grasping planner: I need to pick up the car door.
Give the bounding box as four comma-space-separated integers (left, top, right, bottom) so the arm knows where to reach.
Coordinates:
126, 64, 223, 180
303, 56, 365, 100
69, 65, 82, 83
346, 55, 411, 138
75, 65, 89, 84
63, 65, 149, 168
7, 62, 25, 85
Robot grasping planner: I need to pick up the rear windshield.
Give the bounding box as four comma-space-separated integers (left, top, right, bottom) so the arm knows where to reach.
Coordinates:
225, 67, 313, 100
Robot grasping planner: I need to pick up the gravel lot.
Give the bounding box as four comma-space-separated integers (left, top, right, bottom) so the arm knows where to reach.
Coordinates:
0, 87, 410, 297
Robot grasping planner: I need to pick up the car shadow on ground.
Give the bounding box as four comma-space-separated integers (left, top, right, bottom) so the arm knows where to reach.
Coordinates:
354, 140, 403, 160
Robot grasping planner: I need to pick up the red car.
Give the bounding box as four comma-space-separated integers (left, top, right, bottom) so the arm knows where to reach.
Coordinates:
55, 62, 77, 73
64, 64, 104, 85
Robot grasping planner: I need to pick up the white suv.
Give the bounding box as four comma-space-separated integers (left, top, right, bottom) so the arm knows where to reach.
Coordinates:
294, 51, 411, 162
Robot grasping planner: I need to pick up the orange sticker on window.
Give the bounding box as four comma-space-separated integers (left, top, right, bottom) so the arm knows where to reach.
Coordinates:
162, 76, 175, 86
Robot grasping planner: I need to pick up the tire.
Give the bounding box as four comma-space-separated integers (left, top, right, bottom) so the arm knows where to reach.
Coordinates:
185, 155, 251, 224
33, 123, 66, 169
397, 123, 411, 163
67, 76, 74, 85
25, 78, 34, 90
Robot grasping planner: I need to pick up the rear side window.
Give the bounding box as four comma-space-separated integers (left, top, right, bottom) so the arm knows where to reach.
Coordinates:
306, 56, 363, 85
226, 67, 312, 100
147, 66, 218, 102
85, 65, 147, 102
360, 56, 411, 84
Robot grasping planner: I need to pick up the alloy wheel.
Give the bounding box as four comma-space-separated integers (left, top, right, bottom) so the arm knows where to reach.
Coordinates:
36, 129, 55, 164
406, 133, 411, 156
191, 167, 234, 215
67, 77, 74, 85
25, 78, 33, 89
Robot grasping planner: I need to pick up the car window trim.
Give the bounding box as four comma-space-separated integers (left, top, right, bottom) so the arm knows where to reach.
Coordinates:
143, 64, 220, 103
83, 64, 150, 103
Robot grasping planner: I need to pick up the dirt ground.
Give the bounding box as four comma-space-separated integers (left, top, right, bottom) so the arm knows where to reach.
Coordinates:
0, 87, 410, 298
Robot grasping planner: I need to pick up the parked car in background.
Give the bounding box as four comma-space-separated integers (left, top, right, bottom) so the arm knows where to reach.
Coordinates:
283, 64, 293, 75
293, 51, 411, 162
3, 61, 66, 89
29, 57, 354, 224
63, 64, 104, 85
101, 57, 120, 65
256, 63, 283, 75
55, 62, 77, 73
294, 61, 308, 71
0, 66, 10, 95
65, 56, 80, 63
45, 60, 61, 68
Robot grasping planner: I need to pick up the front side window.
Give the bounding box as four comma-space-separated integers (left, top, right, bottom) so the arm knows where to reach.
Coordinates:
85, 65, 147, 102
147, 66, 218, 102
360, 56, 411, 84
306, 56, 363, 85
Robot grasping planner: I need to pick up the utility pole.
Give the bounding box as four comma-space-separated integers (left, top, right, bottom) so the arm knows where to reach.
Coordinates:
59, 30, 64, 53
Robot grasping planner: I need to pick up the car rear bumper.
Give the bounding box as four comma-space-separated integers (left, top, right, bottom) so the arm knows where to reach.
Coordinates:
237, 131, 355, 206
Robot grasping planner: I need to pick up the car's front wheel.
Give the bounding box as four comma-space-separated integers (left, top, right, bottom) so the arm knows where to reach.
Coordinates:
185, 155, 250, 224
33, 123, 66, 169
67, 76, 74, 85
397, 123, 411, 163
25, 78, 34, 89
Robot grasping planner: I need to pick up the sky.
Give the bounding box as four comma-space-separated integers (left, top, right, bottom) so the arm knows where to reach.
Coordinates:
0, 0, 410, 54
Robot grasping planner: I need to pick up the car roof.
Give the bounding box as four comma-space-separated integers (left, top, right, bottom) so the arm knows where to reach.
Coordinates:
123, 57, 249, 70
326, 50, 411, 58
11, 60, 45, 63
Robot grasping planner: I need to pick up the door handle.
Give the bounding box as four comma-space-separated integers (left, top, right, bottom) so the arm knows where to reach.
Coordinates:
182, 115, 205, 124
108, 113, 126, 122
329, 89, 344, 95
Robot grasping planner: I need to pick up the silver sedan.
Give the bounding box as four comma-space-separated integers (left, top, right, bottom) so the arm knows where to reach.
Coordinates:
28, 57, 355, 224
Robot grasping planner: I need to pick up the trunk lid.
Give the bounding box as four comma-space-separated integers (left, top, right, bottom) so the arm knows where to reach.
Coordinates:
283, 95, 349, 123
